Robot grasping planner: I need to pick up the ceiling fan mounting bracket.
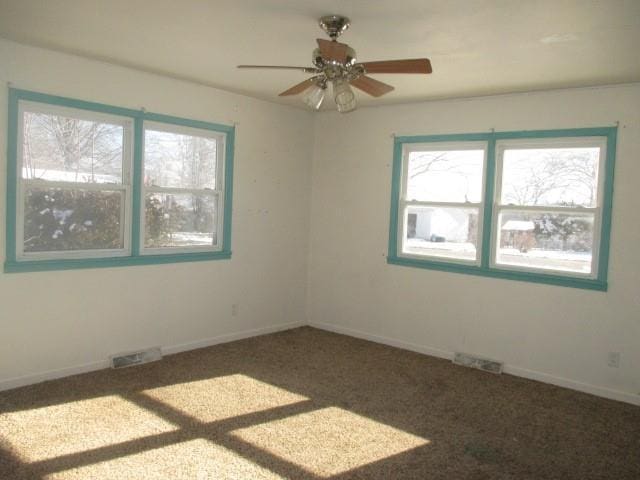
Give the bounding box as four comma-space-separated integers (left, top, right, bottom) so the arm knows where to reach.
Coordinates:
319, 15, 350, 40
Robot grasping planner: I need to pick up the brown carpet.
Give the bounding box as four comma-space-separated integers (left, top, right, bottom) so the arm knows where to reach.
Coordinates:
1, 326, 638, 479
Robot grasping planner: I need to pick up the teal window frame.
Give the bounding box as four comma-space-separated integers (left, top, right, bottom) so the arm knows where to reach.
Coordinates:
387, 128, 617, 291
5, 88, 235, 273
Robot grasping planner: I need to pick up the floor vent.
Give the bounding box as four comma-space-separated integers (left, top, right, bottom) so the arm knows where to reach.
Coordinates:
110, 347, 162, 369
453, 352, 503, 374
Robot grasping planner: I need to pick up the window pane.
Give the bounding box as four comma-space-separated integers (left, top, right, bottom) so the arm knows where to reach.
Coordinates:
145, 193, 217, 248
403, 206, 479, 261
406, 149, 484, 203
496, 211, 594, 274
144, 129, 217, 189
22, 111, 124, 184
500, 147, 599, 207
24, 187, 123, 253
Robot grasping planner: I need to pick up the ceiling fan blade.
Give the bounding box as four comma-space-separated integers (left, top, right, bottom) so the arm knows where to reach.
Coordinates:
317, 38, 348, 63
350, 76, 395, 97
278, 77, 318, 96
359, 58, 432, 74
238, 65, 318, 73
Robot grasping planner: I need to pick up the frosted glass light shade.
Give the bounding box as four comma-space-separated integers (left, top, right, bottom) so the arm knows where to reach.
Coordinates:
302, 84, 325, 110
333, 78, 356, 113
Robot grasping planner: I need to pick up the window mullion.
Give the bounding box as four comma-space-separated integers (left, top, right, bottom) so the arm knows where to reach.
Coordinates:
481, 136, 497, 269
7, 89, 234, 272
388, 129, 615, 290
131, 116, 144, 256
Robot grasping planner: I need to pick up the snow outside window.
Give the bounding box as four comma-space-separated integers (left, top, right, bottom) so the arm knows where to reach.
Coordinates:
493, 138, 606, 278
8, 91, 233, 271
389, 129, 615, 289
141, 123, 225, 254
17, 103, 133, 260
399, 142, 487, 264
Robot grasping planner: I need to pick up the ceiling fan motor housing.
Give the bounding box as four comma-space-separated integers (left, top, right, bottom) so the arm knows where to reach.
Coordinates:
312, 46, 357, 68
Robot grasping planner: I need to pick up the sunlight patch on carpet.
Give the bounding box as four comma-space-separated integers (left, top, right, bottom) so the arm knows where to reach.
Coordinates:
142, 374, 308, 423
230, 406, 430, 477
45, 439, 284, 480
0, 395, 177, 463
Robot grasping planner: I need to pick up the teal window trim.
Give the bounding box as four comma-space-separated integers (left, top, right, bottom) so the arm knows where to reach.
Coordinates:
5, 88, 234, 273
388, 127, 617, 291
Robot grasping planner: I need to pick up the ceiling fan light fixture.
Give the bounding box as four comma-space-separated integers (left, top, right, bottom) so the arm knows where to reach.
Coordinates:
302, 82, 326, 110
237, 15, 432, 112
333, 78, 356, 113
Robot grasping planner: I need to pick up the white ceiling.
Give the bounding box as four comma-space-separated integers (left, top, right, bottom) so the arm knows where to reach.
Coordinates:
1, 0, 639, 109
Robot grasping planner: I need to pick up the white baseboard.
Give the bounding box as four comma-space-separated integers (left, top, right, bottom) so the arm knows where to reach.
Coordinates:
0, 321, 304, 393
501, 365, 640, 406
161, 321, 304, 355
0, 360, 111, 393
310, 321, 454, 361
309, 321, 640, 407
3, 320, 637, 407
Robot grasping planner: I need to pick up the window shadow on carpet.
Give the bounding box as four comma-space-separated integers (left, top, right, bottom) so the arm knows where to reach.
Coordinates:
1, 327, 639, 479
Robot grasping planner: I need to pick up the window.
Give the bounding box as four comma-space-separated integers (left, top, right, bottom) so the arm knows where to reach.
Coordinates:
493, 139, 604, 276
18, 103, 132, 260
5, 88, 234, 272
388, 129, 617, 290
400, 142, 486, 264
142, 123, 224, 253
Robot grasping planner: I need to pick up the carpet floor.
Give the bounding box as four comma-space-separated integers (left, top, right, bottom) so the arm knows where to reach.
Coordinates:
0, 327, 638, 479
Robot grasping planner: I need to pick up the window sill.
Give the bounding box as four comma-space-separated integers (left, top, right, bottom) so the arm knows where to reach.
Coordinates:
4, 251, 232, 273
386, 255, 607, 291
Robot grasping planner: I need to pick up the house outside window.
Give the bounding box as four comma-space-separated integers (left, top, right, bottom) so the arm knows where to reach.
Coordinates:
388, 128, 617, 290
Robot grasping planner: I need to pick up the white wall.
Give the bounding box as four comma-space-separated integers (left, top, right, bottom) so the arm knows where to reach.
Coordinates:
307, 84, 640, 405
2, 38, 638, 406
0, 39, 314, 389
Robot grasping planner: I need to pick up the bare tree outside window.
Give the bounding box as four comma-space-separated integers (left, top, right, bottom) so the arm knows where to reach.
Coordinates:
23, 112, 123, 183
143, 128, 219, 249
407, 150, 483, 203
501, 148, 599, 207
496, 147, 601, 274
21, 111, 126, 253
402, 149, 485, 261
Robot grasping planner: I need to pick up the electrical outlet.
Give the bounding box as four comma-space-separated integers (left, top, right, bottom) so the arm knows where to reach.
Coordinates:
607, 352, 620, 368
231, 304, 238, 317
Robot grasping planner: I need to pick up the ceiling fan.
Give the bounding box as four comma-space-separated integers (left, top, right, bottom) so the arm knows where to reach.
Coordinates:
237, 15, 432, 113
